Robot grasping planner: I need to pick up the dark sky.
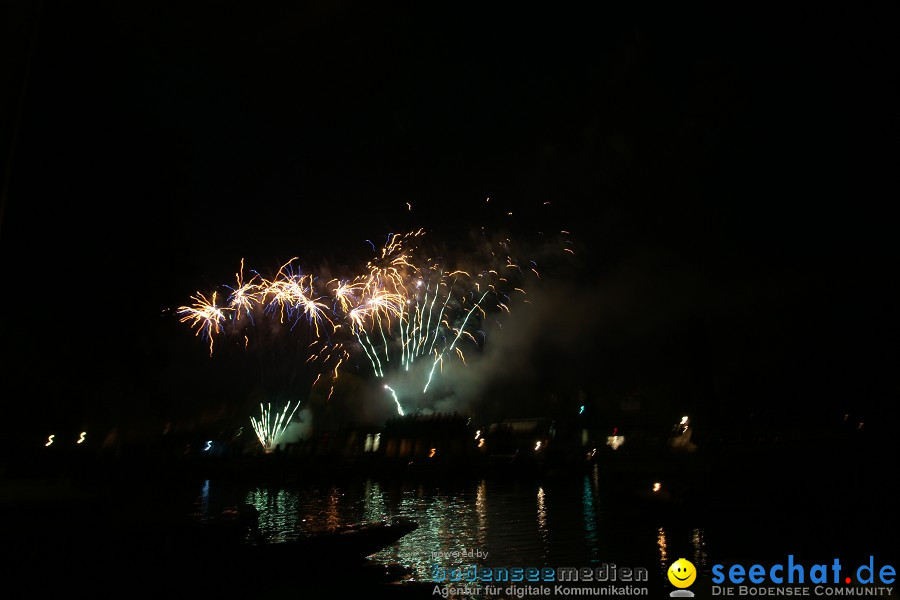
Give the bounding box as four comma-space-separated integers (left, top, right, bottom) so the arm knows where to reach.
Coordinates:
1, 3, 897, 438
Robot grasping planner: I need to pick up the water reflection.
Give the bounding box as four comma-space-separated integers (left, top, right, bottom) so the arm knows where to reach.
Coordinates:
222, 477, 711, 582
582, 476, 600, 564
326, 487, 341, 530
655, 525, 709, 578
200, 479, 210, 519
475, 479, 487, 551
537, 486, 549, 552
692, 528, 708, 569
363, 479, 387, 522
657, 527, 668, 575
246, 487, 301, 541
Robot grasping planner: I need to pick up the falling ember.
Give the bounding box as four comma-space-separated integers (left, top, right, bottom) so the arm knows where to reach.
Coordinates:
429, 448, 436, 458
45, 434, 54, 447
77, 432, 86, 444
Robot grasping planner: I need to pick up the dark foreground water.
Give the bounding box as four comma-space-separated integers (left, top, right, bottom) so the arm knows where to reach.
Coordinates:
3, 448, 898, 599
206, 468, 709, 582
182, 463, 898, 598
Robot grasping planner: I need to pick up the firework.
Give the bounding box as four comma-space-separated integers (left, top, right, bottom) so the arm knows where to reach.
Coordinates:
177, 291, 229, 356
178, 228, 570, 415
250, 401, 302, 453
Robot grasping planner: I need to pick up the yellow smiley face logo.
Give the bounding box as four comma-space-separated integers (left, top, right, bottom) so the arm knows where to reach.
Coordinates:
668, 558, 697, 588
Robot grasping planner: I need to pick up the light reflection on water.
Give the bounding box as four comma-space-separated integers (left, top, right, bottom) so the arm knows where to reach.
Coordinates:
582, 476, 600, 565
245, 487, 301, 541
692, 527, 708, 569
226, 475, 711, 582
657, 527, 668, 574
536, 486, 549, 554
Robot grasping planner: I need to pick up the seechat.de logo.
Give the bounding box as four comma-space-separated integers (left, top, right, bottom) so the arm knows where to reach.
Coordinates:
669, 558, 697, 597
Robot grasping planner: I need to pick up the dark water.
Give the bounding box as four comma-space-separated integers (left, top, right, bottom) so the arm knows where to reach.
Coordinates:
197, 468, 711, 590
4, 447, 898, 599
187, 461, 900, 598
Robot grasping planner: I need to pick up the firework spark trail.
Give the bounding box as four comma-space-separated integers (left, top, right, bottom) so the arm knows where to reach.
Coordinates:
250, 400, 302, 452
421, 284, 439, 356
384, 384, 404, 416
422, 290, 490, 393
356, 329, 384, 377
178, 227, 565, 413
428, 285, 453, 355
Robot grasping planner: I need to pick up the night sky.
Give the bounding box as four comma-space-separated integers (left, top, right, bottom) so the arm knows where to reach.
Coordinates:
1, 4, 897, 443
